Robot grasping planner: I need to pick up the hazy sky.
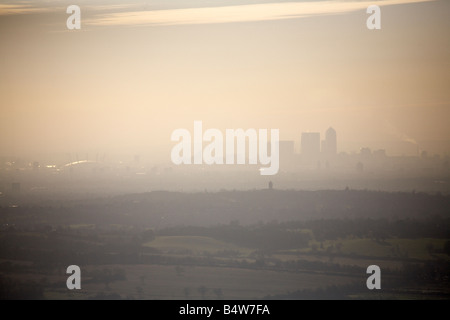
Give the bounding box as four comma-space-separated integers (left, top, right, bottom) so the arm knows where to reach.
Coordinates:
1, 0, 449, 160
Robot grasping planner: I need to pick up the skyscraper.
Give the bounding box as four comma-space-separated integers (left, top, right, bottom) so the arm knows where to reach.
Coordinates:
322, 127, 337, 156
301, 132, 320, 158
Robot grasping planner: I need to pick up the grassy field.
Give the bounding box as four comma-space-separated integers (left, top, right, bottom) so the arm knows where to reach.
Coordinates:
44, 264, 361, 300
143, 235, 449, 265
4, 235, 448, 300
144, 236, 250, 255
300, 238, 448, 260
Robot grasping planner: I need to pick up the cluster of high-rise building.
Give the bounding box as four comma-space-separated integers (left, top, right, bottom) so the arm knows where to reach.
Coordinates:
277, 127, 337, 166
301, 127, 337, 158
276, 127, 338, 169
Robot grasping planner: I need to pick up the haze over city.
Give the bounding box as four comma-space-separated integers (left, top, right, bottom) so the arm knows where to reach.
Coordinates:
1, 0, 450, 302
1, 0, 449, 161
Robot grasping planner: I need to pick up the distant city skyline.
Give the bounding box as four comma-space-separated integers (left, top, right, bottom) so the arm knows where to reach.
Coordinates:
1, 0, 449, 159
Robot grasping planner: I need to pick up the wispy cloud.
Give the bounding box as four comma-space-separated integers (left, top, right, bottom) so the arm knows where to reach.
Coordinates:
0, 0, 434, 25
85, 0, 434, 27
0, 4, 54, 15
0, 2, 140, 16
85, 4, 144, 12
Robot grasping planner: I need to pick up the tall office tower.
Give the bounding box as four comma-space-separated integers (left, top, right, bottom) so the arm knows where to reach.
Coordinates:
322, 127, 337, 155
301, 132, 320, 157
